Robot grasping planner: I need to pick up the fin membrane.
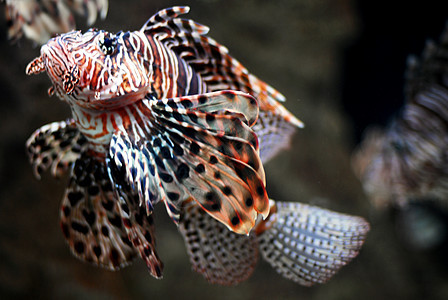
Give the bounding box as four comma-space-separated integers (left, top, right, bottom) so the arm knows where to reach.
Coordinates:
107, 158, 164, 278
256, 200, 370, 286
60, 154, 136, 270
142, 6, 302, 163
108, 91, 269, 235
178, 201, 259, 285
26, 120, 87, 179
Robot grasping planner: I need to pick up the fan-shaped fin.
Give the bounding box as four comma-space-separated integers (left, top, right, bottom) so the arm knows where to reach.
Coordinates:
178, 200, 259, 285
108, 91, 269, 235
140, 6, 303, 164
26, 120, 87, 179
60, 155, 137, 270
256, 200, 370, 286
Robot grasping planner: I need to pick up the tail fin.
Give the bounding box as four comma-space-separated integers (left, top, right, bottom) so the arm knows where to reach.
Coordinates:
256, 200, 370, 286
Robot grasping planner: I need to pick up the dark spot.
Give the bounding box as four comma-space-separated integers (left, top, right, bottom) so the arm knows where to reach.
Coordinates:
167, 192, 180, 201
159, 173, 173, 183
206, 114, 215, 122
226, 91, 236, 101
195, 164, 205, 173
198, 95, 207, 104
188, 112, 198, 123
102, 200, 114, 211
214, 171, 221, 179
93, 246, 102, 257
74, 241, 85, 254
182, 100, 193, 108
209, 156, 218, 164
101, 226, 110, 237
143, 246, 152, 257
71, 221, 89, 234
189, 142, 200, 155
62, 206, 71, 217
206, 191, 216, 201
77, 176, 91, 187
173, 144, 184, 156
153, 138, 162, 148
168, 100, 178, 109
135, 212, 143, 226
82, 210, 96, 226
231, 216, 240, 226
122, 236, 133, 248
110, 248, 119, 266
108, 215, 122, 228
172, 111, 183, 122
175, 163, 189, 181
67, 191, 83, 206
144, 231, 153, 243
245, 197, 253, 207
121, 203, 129, 215
222, 186, 232, 195
256, 185, 265, 196
160, 147, 171, 159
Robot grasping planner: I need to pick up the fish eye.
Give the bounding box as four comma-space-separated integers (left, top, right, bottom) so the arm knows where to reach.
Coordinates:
98, 32, 117, 55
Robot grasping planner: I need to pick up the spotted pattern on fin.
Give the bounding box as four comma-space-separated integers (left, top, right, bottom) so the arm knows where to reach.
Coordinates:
256, 200, 370, 286
141, 7, 303, 163
108, 91, 269, 235
107, 158, 164, 278
60, 154, 136, 270
178, 201, 259, 285
26, 120, 87, 179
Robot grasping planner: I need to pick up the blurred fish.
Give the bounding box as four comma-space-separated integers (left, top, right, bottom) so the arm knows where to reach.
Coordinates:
25, 6, 368, 285
353, 24, 448, 209
4, 0, 108, 44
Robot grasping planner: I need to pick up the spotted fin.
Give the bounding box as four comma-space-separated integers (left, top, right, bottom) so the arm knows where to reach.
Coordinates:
141, 6, 303, 163
60, 154, 137, 270
256, 200, 370, 286
107, 159, 164, 278
178, 200, 259, 285
108, 91, 269, 235
26, 120, 87, 179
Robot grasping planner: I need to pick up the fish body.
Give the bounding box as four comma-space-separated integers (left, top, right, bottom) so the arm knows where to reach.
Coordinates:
26, 6, 368, 285
353, 24, 448, 209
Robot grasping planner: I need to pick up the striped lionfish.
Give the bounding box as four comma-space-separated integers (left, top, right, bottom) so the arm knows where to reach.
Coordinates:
26, 7, 369, 285
353, 24, 448, 209
4, 0, 108, 44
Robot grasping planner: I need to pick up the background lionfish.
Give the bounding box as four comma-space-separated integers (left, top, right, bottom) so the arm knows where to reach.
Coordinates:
352, 24, 448, 210
4, 0, 108, 44
25, 6, 369, 286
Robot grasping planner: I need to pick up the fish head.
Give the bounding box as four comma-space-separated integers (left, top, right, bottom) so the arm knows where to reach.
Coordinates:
26, 29, 152, 109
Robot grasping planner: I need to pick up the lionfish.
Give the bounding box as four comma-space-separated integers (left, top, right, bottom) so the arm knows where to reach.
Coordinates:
353, 24, 448, 209
26, 6, 369, 286
4, 0, 108, 44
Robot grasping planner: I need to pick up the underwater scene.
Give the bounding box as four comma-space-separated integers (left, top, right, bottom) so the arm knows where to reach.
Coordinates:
0, 0, 447, 299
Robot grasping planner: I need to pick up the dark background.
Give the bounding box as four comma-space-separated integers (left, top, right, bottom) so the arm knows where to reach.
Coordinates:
0, 0, 447, 299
